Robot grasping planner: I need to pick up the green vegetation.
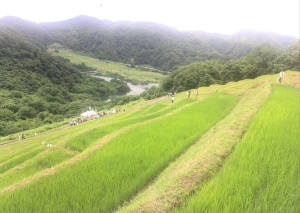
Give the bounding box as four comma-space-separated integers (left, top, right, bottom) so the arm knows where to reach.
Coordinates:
0, 150, 69, 190
0, 16, 298, 137
0, 92, 187, 192
159, 44, 299, 94
0, 94, 238, 212
40, 16, 298, 71
0, 15, 299, 212
0, 23, 130, 137
48, 44, 166, 84
65, 98, 189, 152
0, 147, 45, 173
117, 76, 273, 213
0, 72, 298, 212
175, 85, 299, 212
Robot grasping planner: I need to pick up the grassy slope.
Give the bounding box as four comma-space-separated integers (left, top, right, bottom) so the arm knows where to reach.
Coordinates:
117, 76, 271, 212
0, 97, 174, 192
47, 45, 165, 83
0, 71, 298, 212
117, 71, 299, 212
0, 94, 238, 212
175, 84, 299, 213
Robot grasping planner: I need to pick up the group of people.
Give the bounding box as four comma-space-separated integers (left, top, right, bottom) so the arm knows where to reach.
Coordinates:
186, 89, 199, 99
173, 71, 285, 104
70, 107, 126, 126
169, 88, 200, 104
18, 134, 25, 140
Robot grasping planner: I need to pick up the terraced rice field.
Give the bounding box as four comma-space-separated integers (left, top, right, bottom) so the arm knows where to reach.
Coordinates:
174, 85, 299, 213
0, 71, 299, 212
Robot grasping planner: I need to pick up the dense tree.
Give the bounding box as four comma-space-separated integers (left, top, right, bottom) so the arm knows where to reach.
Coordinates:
270, 44, 300, 72
18, 106, 36, 119
0, 109, 16, 121
37, 16, 297, 71
0, 16, 298, 137
157, 44, 299, 96
0, 20, 131, 136
161, 60, 224, 92
244, 44, 279, 76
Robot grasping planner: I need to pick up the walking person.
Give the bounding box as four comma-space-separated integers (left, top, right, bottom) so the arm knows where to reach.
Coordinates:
195, 88, 199, 100
279, 71, 284, 83
171, 95, 175, 103
187, 90, 191, 98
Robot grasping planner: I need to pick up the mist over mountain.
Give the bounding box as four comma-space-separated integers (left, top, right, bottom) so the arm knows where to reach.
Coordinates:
1, 15, 297, 71
37, 15, 298, 70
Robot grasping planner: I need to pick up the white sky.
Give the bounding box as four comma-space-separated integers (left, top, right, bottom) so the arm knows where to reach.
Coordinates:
0, 0, 299, 37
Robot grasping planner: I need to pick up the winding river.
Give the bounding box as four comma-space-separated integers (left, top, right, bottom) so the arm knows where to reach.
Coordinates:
95, 76, 158, 95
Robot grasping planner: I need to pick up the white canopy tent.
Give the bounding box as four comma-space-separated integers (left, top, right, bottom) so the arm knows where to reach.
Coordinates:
80, 109, 97, 117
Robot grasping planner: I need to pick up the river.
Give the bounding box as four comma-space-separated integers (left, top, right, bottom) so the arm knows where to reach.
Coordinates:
95, 76, 158, 95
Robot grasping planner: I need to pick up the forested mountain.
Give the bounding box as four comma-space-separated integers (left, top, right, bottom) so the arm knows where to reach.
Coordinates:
230, 30, 297, 50
0, 17, 129, 136
39, 15, 298, 71
0, 15, 298, 136
1, 15, 297, 72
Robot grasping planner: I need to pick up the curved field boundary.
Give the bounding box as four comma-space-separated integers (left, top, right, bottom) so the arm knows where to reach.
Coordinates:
117, 81, 272, 212
0, 72, 297, 211
175, 85, 299, 212
0, 94, 193, 194
0, 95, 200, 195
0, 94, 237, 212
0, 149, 70, 190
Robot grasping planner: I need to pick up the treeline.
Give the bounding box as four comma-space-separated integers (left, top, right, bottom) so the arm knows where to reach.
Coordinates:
0, 16, 299, 136
42, 18, 222, 70
40, 16, 298, 71
0, 21, 130, 136
1, 16, 298, 72
141, 43, 299, 99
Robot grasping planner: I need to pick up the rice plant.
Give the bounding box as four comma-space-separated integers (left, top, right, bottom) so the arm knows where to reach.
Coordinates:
0, 150, 70, 190
0, 94, 238, 213
175, 85, 300, 213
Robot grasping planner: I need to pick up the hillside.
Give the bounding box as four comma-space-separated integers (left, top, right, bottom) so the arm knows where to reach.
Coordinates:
39, 16, 298, 70
47, 44, 166, 84
0, 15, 298, 136
0, 18, 131, 136
0, 71, 298, 212
1, 16, 298, 73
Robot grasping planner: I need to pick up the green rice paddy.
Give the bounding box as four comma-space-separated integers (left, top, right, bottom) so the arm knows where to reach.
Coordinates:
0, 71, 299, 213
0, 94, 238, 212
175, 85, 300, 213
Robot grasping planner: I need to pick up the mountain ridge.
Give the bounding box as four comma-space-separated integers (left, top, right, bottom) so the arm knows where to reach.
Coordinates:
2, 15, 297, 71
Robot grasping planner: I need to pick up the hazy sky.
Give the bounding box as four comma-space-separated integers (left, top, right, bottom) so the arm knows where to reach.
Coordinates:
0, 0, 299, 37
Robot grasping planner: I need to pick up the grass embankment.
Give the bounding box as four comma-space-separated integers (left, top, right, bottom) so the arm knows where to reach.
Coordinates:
0, 72, 298, 212
117, 78, 272, 212
0, 150, 69, 189
0, 96, 175, 191
175, 85, 299, 212
48, 44, 165, 83
0, 147, 46, 174
65, 98, 191, 152
0, 120, 69, 144
0, 94, 238, 212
